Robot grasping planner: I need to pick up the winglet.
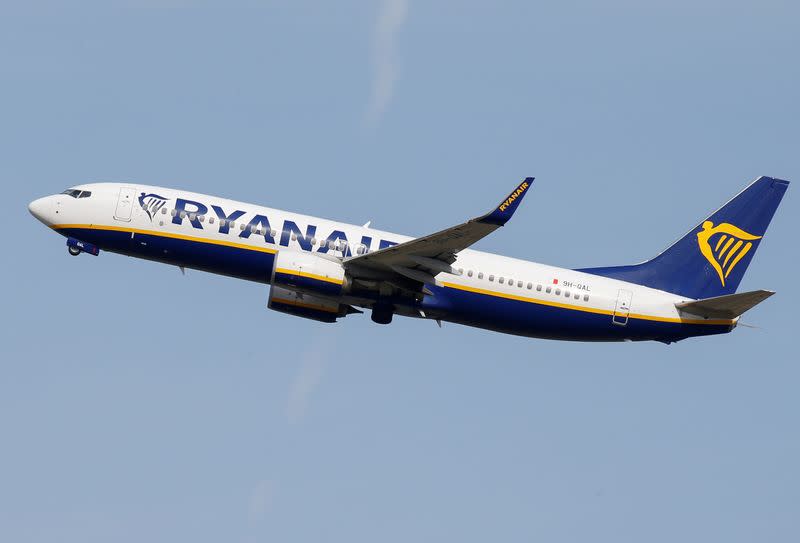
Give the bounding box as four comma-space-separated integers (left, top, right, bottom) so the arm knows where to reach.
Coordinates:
477, 177, 534, 226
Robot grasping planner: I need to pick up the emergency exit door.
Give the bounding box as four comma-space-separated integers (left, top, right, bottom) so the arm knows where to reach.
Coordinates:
113, 187, 137, 222
612, 289, 633, 326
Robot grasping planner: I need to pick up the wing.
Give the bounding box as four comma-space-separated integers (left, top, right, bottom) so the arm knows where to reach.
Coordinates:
343, 178, 533, 285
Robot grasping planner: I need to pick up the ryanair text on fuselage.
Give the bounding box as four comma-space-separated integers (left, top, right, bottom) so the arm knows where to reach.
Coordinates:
171, 197, 398, 256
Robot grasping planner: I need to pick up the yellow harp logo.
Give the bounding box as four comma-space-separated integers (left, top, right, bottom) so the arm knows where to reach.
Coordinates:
697, 221, 761, 286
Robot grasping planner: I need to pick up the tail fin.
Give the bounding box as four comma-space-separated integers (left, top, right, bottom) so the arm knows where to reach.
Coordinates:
579, 176, 789, 299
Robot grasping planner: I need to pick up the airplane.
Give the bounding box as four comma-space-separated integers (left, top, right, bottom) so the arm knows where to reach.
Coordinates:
28, 176, 788, 343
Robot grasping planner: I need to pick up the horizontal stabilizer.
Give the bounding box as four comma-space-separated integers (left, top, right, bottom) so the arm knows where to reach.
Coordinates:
675, 289, 775, 319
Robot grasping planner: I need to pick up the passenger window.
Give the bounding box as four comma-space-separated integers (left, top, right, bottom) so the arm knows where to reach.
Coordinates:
574, 293, 580, 299
583, 294, 589, 301
357, 245, 366, 255
565, 290, 570, 298
180, 211, 187, 219
467, 270, 473, 277
517, 281, 523, 288
489, 275, 494, 282
458, 268, 464, 275
311, 238, 317, 245
250, 225, 257, 233
209, 216, 215, 224
527, 282, 532, 289
555, 288, 561, 295
536, 285, 542, 292
239, 223, 245, 231
199, 215, 205, 223
291, 233, 297, 241
161, 207, 167, 215
499, 277, 505, 284
546, 286, 552, 294
170, 209, 177, 217
270, 229, 277, 237
478, 272, 484, 280
229, 222, 235, 230
188, 213, 196, 221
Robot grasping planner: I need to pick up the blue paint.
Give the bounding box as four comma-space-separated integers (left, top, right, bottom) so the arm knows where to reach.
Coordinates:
240, 214, 277, 244
419, 284, 731, 342
210, 205, 246, 234
280, 220, 316, 251
478, 177, 534, 226
55, 225, 732, 343
317, 230, 350, 256
172, 198, 208, 229
58, 227, 275, 283
273, 271, 342, 297
580, 177, 789, 299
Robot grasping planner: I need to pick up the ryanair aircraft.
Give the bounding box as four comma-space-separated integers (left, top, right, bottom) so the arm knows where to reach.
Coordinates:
29, 176, 788, 343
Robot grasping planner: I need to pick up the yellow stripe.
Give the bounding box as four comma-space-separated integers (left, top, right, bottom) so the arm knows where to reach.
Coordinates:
725, 241, 752, 279
272, 297, 339, 313
52, 224, 732, 327
274, 267, 344, 285
715, 235, 727, 252
52, 223, 278, 255
440, 282, 733, 326
718, 237, 735, 258
722, 240, 743, 268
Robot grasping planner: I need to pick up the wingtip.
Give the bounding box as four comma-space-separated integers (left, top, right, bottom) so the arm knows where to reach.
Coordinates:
478, 177, 534, 226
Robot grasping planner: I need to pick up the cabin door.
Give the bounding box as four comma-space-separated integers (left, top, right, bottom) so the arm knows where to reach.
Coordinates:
113, 187, 138, 222
612, 289, 633, 326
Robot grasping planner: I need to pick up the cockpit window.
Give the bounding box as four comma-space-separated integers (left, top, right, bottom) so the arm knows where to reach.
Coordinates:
61, 189, 92, 198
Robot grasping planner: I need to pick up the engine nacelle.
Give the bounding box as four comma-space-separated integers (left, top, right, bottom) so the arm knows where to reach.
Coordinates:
271, 250, 348, 297
268, 286, 355, 323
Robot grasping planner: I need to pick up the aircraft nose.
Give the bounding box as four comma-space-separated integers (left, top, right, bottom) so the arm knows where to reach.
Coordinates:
28, 196, 54, 225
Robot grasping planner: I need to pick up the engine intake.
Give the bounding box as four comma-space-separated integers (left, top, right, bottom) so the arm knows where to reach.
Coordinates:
271, 250, 348, 297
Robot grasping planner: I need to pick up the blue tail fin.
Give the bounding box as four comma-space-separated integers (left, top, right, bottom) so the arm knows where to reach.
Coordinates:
579, 176, 789, 299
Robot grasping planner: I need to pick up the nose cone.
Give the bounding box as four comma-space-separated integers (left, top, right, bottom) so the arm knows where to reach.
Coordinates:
28, 196, 55, 225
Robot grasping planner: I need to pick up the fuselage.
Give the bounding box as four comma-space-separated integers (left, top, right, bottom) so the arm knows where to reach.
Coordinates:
28, 182, 736, 343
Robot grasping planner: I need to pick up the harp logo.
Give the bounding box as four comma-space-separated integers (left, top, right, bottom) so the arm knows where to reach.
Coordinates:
697, 221, 762, 286
138, 193, 169, 221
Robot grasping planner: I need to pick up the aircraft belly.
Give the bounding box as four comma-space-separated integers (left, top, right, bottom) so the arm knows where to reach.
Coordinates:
421, 284, 731, 342
57, 226, 276, 284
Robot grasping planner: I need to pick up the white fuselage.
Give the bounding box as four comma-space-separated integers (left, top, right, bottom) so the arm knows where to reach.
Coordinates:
28, 182, 735, 342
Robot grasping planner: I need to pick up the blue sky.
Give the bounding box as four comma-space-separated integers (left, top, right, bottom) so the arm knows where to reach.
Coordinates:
1, 1, 798, 541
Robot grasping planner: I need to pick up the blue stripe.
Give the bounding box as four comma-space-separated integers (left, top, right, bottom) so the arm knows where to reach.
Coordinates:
58, 227, 275, 283
58, 226, 733, 342
420, 284, 732, 343
273, 271, 343, 296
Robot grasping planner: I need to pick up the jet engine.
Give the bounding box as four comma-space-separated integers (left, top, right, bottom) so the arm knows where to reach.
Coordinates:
267, 251, 357, 322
